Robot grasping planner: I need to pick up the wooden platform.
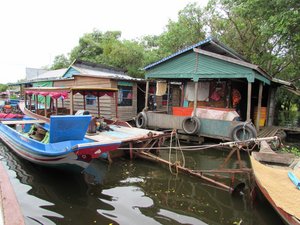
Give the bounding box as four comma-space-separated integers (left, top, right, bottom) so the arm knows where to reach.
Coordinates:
258, 126, 281, 138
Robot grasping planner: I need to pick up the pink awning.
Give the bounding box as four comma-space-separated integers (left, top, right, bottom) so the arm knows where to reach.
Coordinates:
25, 90, 69, 99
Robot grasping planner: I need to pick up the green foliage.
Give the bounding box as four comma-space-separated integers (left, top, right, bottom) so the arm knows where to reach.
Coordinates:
280, 145, 300, 157
50, 54, 70, 70
206, 0, 300, 110
0, 84, 8, 92
158, 3, 206, 56
48, 1, 300, 111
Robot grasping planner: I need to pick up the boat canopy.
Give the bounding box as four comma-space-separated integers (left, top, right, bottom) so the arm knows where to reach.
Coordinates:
25, 87, 118, 98
25, 90, 69, 99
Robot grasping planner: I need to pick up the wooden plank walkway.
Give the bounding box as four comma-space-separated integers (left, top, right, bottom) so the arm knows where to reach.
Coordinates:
258, 126, 280, 138
258, 126, 300, 138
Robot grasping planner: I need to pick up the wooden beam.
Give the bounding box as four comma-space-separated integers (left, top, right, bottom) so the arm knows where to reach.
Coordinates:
247, 82, 252, 121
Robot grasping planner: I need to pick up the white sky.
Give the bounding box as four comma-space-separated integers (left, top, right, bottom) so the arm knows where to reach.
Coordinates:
0, 0, 208, 84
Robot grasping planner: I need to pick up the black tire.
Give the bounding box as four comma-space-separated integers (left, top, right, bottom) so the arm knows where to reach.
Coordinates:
230, 123, 257, 141
135, 112, 148, 128
182, 117, 201, 134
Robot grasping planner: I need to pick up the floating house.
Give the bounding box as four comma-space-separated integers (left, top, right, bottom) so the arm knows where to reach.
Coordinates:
138, 37, 297, 141
12, 60, 145, 121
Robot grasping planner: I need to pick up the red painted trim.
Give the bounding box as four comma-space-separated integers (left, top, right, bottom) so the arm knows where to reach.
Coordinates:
0, 163, 25, 225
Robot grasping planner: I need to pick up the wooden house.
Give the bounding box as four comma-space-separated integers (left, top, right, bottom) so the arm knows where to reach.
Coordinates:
12, 60, 145, 121
137, 37, 298, 141
52, 60, 144, 121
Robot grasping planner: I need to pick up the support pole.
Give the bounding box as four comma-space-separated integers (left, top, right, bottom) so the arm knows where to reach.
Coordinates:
256, 82, 263, 130
180, 83, 185, 107
44, 96, 47, 117
247, 82, 252, 121
166, 82, 170, 114
144, 81, 149, 111
70, 90, 74, 115
97, 96, 100, 117
83, 93, 86, 111
115, 92, 118, 118
193, 82, 198, 115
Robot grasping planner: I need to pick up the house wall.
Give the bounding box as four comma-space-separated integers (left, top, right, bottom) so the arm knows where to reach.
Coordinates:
111, 80, 137, 121
53, 76, 138, 121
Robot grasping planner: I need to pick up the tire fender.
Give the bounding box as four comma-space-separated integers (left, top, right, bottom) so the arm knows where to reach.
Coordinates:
230, 123, 257, 141
135, 112, 148, 128
182, 116, 201, 135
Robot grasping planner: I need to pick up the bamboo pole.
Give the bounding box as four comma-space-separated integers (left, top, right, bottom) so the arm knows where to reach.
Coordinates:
137, 151, 234, 193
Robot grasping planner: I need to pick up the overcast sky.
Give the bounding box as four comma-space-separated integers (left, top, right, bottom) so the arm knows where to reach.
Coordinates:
0, 0, 208, 84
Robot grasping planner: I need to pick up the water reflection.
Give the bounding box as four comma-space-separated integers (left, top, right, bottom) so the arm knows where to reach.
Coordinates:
0, 145, 62, 225
0, 142, 286, 225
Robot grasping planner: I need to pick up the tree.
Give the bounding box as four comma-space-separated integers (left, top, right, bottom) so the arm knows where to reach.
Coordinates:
0, 84, 8, 92
158, 3, 207, 56
206, 0, 300, 109
50, 54, 70, 70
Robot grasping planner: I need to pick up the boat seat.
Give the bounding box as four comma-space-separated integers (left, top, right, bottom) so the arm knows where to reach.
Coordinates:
49, 115, 91, 143
252, 152, 295, 166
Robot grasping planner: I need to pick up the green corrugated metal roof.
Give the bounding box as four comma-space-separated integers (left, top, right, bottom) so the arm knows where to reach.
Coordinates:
146, 51, 270, 84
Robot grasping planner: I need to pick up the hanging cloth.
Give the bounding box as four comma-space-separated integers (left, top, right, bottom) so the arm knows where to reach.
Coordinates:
156, 81, 167, 96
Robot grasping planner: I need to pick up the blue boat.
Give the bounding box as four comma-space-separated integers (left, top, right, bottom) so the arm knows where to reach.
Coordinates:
1, 87, 165, 171
0, 115, 121, 171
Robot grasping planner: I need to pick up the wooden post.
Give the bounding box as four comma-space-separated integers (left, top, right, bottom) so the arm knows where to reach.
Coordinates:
267, 87, 277, 126
29, 95, 32, 111
166, 82, 170, 114
97, 96, 100, 117
70, 90, 74, 115
83, 93, 86, 111
144, 81, 149, 111
180, 83, 185, 107
44, 96, 47, 117
256, 82, 263, 130
115, 92, 118, 118
55, 99, 58, 115
193, 82, 198, 115
35, 94, 38, 112
246, 82, 252, 121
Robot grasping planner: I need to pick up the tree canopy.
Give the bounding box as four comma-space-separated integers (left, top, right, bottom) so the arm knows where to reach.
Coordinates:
50, 1, 300, 110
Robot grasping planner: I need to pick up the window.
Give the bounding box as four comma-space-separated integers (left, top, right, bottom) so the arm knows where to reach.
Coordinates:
86, 94, 96, 106
118, 86, 133, 106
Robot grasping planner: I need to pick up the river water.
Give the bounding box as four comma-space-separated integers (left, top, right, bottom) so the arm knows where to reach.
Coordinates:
0, 141, 286, 225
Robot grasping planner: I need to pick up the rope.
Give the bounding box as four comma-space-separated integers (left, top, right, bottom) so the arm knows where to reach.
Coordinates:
168, 130, 186, 175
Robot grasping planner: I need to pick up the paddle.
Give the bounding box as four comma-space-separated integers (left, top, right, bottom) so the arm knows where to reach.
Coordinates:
288, 171, 300, 190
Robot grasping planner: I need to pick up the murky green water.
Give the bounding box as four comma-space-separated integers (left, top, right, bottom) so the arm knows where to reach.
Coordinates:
0, 142, 286, 225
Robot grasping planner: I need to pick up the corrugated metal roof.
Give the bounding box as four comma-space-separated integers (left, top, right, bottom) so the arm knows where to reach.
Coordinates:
144, 37, 247, 70
145, 49, 271, 84
68, 60, 142, 81
144, 37, 213, 70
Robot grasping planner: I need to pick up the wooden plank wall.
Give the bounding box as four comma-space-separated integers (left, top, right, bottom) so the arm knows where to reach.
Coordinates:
53, 76, 138, 121
111, 80, 137, 121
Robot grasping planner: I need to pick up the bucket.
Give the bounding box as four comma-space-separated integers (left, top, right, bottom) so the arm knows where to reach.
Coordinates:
254, 107, 267, 127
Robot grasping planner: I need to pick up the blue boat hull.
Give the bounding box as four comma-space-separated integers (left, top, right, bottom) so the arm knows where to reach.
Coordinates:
0, 122, 120, 171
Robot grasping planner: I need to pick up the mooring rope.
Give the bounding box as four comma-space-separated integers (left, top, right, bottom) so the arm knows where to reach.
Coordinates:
167, 130, 186, 175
